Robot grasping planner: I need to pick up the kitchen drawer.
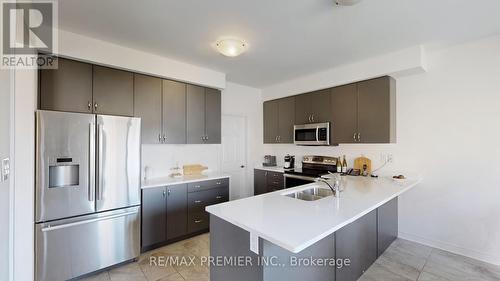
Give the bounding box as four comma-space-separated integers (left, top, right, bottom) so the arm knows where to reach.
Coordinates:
267, 172, 284, 188
187, 177, 229, 192
188, 186, 229, 213
188, 210, 209, 233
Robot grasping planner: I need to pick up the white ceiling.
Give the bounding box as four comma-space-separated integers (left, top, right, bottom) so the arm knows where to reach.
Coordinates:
58, 0, 500, 87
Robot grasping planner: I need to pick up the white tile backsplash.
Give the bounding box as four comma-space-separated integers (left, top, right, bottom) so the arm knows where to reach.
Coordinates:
141, 144, 222, 179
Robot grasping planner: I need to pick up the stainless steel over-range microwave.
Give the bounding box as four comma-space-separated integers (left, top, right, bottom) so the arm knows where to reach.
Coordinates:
294, 122, 330, 146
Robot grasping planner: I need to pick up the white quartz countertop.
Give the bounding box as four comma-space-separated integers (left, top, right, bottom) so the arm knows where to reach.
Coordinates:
254, 165, 286, 173
141, 173, 230, 189
206, 176, 420, 253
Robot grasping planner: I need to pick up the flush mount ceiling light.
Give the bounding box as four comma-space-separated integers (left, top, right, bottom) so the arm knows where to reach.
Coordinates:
335, 0, 363, 6
215, 38, 247, 57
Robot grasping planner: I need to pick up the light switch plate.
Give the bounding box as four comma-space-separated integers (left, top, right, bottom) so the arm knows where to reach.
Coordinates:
2, 158, 10, 181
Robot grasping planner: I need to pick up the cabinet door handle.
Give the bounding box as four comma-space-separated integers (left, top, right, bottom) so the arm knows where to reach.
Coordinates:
311, 114, 315, 122
94, 103, 98, 112
167, 189, 171, 196
357, 133, 361, 142
194, 219, 203, 224
194, 200, 202, 204
158, 133, 162, 143
353, 133, 357, 142
194, 185, 201, 188
162, 134, 167, 143
216, 195, 223, 199
216, 181, 222, 185
206, 135, 209, 141
264, 172, 268, 176
87, 101, 92, 111
162, 190, 166, 197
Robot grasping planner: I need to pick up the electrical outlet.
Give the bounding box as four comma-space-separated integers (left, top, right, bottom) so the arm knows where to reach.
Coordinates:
2, 158, 10, 182
386, 154, 394, 163
380, 153, 394, 164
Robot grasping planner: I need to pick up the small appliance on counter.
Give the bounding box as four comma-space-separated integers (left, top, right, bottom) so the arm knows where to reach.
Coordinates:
284, 154, 295, 169
263, 155, 277, 167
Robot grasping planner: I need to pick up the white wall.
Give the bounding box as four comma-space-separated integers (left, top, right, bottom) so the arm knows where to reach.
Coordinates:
142, 144, 222, 179
57, 29, 226, 89
260, 35, 500, 265
0, 69, 13, 281
262, 45, 426, 100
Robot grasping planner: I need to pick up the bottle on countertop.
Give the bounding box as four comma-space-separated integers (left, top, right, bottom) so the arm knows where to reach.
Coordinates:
336, 157, 342, 173
342, 155, 348, 174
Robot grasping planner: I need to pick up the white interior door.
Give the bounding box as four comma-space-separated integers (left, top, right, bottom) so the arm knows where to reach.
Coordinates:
222, 115, 247, 200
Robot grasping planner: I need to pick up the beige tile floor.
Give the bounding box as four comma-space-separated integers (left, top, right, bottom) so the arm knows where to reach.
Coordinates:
79, 233, 500, 281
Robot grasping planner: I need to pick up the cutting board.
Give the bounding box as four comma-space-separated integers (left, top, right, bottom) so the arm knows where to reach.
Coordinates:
183, 164, 208, 175
354, 156, 372, 174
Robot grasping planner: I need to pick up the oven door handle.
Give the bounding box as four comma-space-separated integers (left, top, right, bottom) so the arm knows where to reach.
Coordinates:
284, 174, 317, 181
316, 126, 320, 142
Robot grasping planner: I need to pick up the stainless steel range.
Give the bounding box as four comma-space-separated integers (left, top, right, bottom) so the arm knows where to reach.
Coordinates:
35, 110, 141, 281
284, 155, 338, 188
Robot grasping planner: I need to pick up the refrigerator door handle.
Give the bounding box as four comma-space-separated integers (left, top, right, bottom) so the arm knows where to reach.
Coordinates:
96, 123, 103, 201
89, 122, 95, 202
40, 210, 139, 232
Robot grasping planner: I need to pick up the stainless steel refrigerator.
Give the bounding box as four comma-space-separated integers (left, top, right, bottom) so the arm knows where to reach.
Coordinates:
35, 110, 141, 281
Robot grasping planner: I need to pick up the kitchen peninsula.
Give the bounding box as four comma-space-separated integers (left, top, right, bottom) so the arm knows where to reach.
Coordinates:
206, 176, 420, 281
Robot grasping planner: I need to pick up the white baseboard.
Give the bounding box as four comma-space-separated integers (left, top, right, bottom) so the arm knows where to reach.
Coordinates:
398, 231, 500, 267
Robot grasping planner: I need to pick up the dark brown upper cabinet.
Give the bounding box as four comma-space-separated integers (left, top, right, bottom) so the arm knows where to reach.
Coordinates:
162, 80, 187, 144
263, 100, 279, 144
331, 83, 358, 144
205, 88, 222, 144
39, 57, 93, 113
295, 89, 331, 124
134, 74, 162, 144
357, 76, 396, 143
134, 77, 187, 144
263, 96, 295, 144
330, 76, 396, 144
186, 85, 221, 144
92, 66, 134, 116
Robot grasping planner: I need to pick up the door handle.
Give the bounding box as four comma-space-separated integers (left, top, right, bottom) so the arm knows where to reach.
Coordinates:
89, 122, 95, 202
93, 103, 98, 112
194, 200, 202, 204
353, 133, 357, 142
96, 123, 103, 200
216, 195, 223, 199
87, 101, 92, 111
41, 210, 139, 232
311, 114, 315, 122
357, 133, 361, 142
240, 165, 245, 168
316, 126, 319, 142
194, 219, 203, 224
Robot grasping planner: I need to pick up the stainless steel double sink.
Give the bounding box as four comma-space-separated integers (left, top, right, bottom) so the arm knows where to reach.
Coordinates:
285, 187, 335, 201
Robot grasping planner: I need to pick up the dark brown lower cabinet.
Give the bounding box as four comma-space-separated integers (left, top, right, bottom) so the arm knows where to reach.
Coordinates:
166, 184, 188, 240
335, 210, 377, 281
187, 184, 229, 233
254, 169, 284, 195
377, 198, 398, 256
142, 179, 229, 251
209, 198, 398, 281
141, 186, 167, 248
